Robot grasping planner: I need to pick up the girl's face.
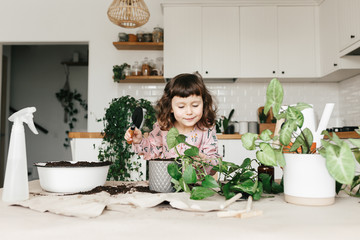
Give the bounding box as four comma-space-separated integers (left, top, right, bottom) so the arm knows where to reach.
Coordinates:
171, 95, 203, 132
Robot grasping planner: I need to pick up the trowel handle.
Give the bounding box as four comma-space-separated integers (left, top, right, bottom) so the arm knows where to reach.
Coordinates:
127, 125, 135, 144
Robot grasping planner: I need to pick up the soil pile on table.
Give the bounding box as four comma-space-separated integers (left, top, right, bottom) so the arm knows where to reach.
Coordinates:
42, 161, 112, 167
69, 183, 156, 196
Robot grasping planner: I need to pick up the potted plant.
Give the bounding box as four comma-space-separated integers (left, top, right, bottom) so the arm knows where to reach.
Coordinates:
113, 63, 130, 82
165, 127, 282, 200
241, 78, 360, 205
97, 95, 156, 181
148, 158, 176, 193
223, 109, 235, 134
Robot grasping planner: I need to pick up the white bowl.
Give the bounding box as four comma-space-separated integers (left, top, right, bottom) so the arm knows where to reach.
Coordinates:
35, 161, 111, 193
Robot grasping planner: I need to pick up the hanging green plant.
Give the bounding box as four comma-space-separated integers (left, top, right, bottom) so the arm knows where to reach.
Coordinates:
56, 88, 88, 148
98, 95, 156, 181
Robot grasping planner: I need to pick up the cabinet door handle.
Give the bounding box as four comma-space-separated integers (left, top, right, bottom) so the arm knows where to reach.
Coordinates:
334, 63, 338, 67
281, 71, 285, 74
205, 71, 208, 74
351, 35, 355, 39
223, 144, 225, 157
272, 71, 276, 74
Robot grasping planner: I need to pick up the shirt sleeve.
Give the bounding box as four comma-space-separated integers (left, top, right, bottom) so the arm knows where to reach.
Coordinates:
132, 123, 165, 160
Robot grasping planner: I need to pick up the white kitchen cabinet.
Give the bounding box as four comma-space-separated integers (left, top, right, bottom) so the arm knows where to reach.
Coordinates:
164, 6, 202, 77
338, 0, 360, 52
319, 0, 339, 75
164, 6, 240, 78
240, 6, 317, 78
240, 6, 277, 78
201, 7, 240, 78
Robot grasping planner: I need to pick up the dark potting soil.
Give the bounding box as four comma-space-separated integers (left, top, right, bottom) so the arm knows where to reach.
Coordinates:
69, 183, 156, 196
39, 161, 112, 167
149, 158, 175, 162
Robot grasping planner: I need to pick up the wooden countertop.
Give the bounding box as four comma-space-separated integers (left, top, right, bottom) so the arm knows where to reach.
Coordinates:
68, 132, 359, 139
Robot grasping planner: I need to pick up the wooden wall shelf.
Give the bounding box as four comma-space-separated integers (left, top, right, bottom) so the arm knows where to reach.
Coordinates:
117, 76, 165, 83
113, 42, 164, 50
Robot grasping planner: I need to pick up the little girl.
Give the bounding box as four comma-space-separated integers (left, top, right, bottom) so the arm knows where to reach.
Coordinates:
124, 73, 220, 174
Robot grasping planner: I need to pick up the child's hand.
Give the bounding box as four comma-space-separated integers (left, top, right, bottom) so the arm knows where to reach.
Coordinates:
124, 127, 142, 144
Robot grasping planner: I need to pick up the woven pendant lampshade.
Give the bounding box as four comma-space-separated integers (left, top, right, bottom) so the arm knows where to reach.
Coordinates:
107, 0, 150, 28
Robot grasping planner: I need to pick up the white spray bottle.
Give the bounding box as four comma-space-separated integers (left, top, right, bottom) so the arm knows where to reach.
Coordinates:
2, 107, 38, 203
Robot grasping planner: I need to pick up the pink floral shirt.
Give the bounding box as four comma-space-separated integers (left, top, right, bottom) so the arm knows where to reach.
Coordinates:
133, 122, 220, 173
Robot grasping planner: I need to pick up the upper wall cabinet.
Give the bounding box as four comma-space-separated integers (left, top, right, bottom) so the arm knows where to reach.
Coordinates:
163, 6, 240, 78
240, 6, 317, 78
338, 0, 360, 54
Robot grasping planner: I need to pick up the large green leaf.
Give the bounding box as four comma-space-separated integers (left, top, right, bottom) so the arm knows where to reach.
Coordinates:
190, 187, 216, 200
167, 162, 182, 180
290, 128, 313, 153
259, 173, 272, 193
201, 175, 220, 188
167, 127, 179, 149
256, 142, 277, 166
179, 178, 191, 193
239, 158, 251, 168
349, 139, 360, 148
231, 179, 258, 195
294, 102, 312, 112
274, 149, 286, 167
184, 146, 199, 157
239, 170, 256, 181
253, 181, 263, 200
183, 165, 197, 184
241, 133, 258, 150
259, 129, 272, 141
222, 182, 236, 200
286, 107, 304, 128
326, 143, 356, 184
264, 78, 283, 119
279, 120, 297, 146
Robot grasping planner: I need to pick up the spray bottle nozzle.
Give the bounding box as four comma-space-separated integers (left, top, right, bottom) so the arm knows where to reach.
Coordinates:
8, 107, 39, 135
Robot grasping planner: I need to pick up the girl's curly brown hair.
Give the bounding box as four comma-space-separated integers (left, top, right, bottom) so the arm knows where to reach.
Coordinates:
156, 73, 217, 131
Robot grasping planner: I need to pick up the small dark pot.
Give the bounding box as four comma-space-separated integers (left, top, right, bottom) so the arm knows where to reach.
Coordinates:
224, 125, 235, 134
258, 164, 274, 183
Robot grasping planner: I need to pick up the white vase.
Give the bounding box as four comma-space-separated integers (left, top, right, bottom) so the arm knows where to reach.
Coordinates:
283, 154, 335, 206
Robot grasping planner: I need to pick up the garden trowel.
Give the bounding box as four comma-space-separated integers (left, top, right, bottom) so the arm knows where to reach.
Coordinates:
127, 106, 144, 144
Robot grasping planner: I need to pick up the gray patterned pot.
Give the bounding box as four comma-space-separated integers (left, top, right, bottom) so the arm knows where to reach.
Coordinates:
148, 159, 175, 193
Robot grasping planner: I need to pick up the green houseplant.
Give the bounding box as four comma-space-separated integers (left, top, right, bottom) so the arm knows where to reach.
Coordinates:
98, 95, 156, 181
222, 109, 235, 134
241, 78, 360, 204
56, 88, 87, 148
113, 63, 130, 82
166, 127, 282, 200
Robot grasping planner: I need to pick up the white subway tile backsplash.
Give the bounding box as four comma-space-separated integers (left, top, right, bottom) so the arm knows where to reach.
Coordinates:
339, 75, 360, 126
118, 75, 360, 127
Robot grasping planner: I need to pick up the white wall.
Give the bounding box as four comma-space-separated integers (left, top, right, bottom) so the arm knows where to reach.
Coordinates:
0, 0, 163, 132
0, 0, 357, 132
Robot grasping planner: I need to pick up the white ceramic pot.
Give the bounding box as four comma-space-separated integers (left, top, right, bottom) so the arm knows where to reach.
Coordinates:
35, 161, 110, 193
148, 160, 175, 193
283, 154, 335, 206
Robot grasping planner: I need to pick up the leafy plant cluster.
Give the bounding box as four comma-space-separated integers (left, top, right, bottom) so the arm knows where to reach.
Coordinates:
241, 78, 360, 189
98, 95, 156, 181
166, 128, 282, 200
113, 63, 130, 82
215, 109, 235, 134
56, 88, 87, 148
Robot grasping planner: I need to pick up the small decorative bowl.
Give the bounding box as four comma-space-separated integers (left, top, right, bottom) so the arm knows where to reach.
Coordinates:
34, 161, 111, 193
